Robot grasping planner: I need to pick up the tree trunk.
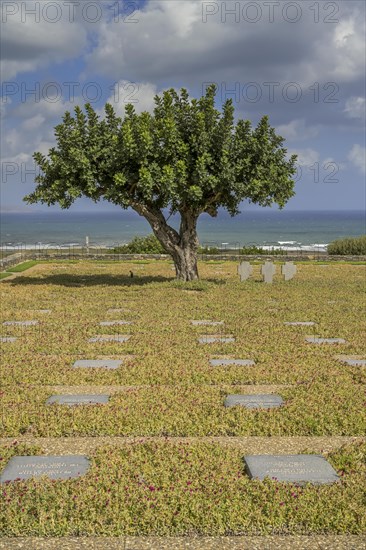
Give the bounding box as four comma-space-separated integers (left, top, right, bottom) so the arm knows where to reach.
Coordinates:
172, 209, 200, 281
172, 246, 199, 281
131, 202, 200, 281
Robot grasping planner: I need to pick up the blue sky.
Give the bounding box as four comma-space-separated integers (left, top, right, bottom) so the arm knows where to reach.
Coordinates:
1, 0, 365, 213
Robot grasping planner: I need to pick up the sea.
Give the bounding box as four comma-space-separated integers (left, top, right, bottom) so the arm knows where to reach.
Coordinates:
1, 210, 365, 253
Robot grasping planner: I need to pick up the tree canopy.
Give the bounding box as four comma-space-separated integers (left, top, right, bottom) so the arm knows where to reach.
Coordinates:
25, 85, 297, 280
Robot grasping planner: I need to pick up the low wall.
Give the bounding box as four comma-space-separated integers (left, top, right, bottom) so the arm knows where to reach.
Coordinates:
0, 253, 23, 270
7, 252, 366, 264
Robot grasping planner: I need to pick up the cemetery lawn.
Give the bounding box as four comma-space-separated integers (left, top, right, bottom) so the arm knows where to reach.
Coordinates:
1, 259, 365, 535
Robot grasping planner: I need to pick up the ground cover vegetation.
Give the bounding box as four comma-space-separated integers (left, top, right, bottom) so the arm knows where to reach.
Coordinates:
0, 260, 365, 535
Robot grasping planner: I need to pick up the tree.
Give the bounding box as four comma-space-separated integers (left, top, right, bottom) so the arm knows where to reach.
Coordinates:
24, 85, 297, 280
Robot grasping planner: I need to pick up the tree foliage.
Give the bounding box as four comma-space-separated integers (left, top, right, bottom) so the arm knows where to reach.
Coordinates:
25, 85, 297, 279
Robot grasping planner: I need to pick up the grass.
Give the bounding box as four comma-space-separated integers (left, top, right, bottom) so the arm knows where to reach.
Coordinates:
0, 272, 13, 280
6, 261, 38, 273
0, 260, 365, 535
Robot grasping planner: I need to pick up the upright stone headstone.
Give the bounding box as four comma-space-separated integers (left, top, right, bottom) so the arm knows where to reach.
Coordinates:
282, 262, 297, 281
0, 455, 90, 483
244, 454, 339, 484
261, 262, 276, 283
238, 261, 253, 282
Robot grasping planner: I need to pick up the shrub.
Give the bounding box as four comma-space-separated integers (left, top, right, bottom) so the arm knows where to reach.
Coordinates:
241, 246, 283, 255
112, 234, 165, 254
327, 235, 366, 255
198, 246, 220, 254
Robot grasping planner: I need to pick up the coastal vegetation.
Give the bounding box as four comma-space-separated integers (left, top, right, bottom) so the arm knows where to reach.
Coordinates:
327, 235, 366, 255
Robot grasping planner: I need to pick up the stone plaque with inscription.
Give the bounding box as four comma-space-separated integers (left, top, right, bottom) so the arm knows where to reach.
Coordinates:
99, 321, 132, 326
72, 359, 123, 369
284, 322, 315, 326
225, 394, 283, 409
305, 337, 346, 344
46, 394, 110, 405
339, 358, 366, 367
191, 320, 224, 326
0, 337, 17, 343
0, 455, 90, 483
88, 335, 130, 343
244, 454, 339, 484
3, 320, 38, 326
210, 359, 255, 367
198, 336, 235, 344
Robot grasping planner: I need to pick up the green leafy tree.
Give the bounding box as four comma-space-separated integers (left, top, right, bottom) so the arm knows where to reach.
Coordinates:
25, 85, 297, 280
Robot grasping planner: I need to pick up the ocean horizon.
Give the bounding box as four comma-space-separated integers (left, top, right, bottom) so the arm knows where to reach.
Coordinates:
1, 210, 365, 252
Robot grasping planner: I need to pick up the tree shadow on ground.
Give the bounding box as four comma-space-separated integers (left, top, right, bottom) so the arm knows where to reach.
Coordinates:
4, 274, 226, 288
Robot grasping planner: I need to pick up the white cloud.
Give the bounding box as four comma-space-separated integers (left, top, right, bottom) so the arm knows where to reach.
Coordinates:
348, 144, 366, 174
104, 81, 159, 117
0, 1, 88, 79
290, 148, 319, 166
22, 114, 46, 131
323, 158, 346, 171
277, 119, 319, 141
344, 97, 366, 119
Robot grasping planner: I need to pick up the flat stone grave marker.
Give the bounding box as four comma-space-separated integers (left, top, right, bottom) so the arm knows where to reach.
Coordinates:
338, 357, 366, 367
225, 394, 283, 409
305, 336, 346, 344
88, 335, 131, 343
244, 454, 339, 484
46, 394, 110, 405
107, 308, 132, 313
0, 337, 17, 343
284, 322, 315, 326
210, 359, 255, 366
35, 309, 52, 314
282, 262, 297, 281
3, 320, 38, 326
73, 359, 123, 369
99, 320, 132, 326
198, 335, 235, 344
0, 455, 90, 483
191, 320, 224, 326
238, 261, 253, 281
261, 262, 276, 283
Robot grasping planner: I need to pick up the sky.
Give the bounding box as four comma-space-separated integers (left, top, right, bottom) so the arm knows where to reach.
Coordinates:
1, 0, 365, 213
